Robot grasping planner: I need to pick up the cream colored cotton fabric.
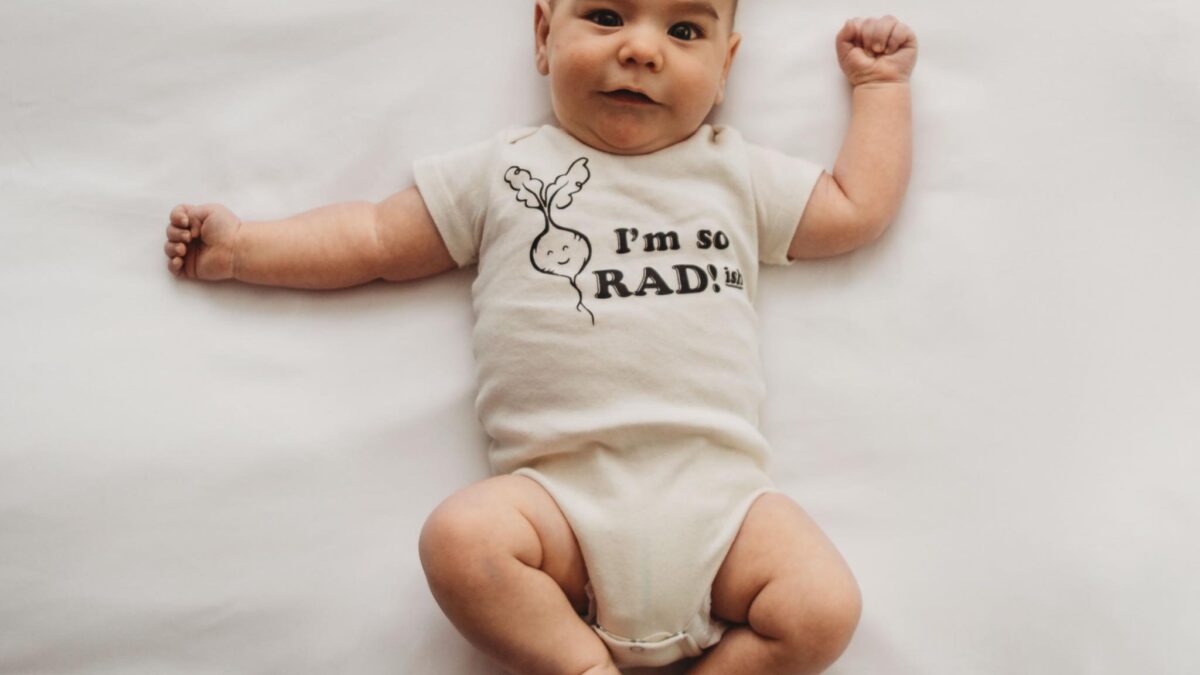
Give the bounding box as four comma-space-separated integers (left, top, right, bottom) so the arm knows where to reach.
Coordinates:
413, 123, 824, 666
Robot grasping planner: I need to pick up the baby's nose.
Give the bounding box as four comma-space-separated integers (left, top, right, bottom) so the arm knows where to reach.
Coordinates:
618, 29, 663, 70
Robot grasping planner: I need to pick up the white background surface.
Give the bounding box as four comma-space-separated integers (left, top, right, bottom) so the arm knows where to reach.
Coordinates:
2, 1, 1198, 673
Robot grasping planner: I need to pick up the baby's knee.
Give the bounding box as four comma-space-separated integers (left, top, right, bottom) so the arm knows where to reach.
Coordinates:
419, 499, 486, 586
776, 573, 863, 672
417, 477, 531, 589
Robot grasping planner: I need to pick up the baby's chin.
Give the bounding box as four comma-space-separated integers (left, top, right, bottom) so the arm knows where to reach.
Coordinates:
569, 118, 691, 156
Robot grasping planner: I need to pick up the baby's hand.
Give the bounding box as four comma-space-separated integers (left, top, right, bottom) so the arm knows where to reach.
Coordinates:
836, 16, 918, 87
164, 203, 241, 281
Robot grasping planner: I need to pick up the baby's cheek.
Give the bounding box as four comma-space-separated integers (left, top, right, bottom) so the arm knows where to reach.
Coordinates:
557, 46, 600, 78
678, 68, 721, 108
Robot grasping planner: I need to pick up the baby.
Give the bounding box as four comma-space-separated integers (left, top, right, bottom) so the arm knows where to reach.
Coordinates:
163, 1, 917, 673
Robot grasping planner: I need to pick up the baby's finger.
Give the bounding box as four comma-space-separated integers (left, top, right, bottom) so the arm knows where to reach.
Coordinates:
860, 17, 880, 52
168, 256, 184, 276
866, 16, 895, 54
842, 17, 865, 40
170, 204, 191, 228
891, 23, 917, 52
885, 22, 905, 54
166, 224, 191, 243
185, 203, 219, 240
164, 240, 188, 259
836, 18, 858, 46
873, 18, 902, 53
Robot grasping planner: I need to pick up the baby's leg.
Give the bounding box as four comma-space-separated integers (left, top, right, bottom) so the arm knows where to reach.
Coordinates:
418, 474, 617, 675
687, 493, 863, 675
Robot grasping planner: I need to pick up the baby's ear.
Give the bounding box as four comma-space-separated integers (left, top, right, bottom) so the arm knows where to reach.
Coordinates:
715, 32, 742, 105
534, 0, 552, 75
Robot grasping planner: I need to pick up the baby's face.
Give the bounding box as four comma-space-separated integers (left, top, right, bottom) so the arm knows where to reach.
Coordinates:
535, 0, 740, 155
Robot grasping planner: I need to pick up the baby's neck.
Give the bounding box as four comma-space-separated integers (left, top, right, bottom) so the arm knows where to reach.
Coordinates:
551, 117, 706, 156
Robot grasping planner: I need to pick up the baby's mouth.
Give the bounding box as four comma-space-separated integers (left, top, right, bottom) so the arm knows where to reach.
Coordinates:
602, 89, 658, 105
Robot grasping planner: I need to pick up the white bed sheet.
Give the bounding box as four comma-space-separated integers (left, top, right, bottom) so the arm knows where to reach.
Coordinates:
2, 0, 1198, 673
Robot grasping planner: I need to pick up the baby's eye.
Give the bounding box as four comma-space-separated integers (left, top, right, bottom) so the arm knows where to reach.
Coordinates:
586, 10, 622, 27
668, 22, 703, 41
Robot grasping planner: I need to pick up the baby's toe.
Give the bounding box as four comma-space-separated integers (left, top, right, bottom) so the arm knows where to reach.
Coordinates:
164, 241, 187, 258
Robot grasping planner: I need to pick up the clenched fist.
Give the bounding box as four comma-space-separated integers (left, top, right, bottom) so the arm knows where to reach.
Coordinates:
164, 203, 241, 281
837, 16, 919, 87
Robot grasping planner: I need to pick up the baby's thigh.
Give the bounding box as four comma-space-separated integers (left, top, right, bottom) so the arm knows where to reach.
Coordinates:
709, 493, 862, 634
418, 474, 590, 613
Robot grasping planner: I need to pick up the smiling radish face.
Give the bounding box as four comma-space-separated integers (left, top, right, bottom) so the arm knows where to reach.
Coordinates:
532, 225, 591, 280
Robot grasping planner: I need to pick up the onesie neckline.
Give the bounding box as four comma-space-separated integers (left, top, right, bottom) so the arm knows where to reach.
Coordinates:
537, 123, 726, 161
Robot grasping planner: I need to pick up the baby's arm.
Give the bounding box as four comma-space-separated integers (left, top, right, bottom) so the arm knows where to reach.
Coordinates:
164, 187, 456, 288
788, 16, 918, 260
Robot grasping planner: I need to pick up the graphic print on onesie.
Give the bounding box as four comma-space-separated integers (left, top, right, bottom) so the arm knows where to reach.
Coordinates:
504, 158, 597, 325
504, 153, 750, 329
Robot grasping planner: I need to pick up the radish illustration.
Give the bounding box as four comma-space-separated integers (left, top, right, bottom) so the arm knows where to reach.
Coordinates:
504, 157, 596, 325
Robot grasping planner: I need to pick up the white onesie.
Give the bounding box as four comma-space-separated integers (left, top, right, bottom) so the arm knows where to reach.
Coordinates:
413, 123, 824, 668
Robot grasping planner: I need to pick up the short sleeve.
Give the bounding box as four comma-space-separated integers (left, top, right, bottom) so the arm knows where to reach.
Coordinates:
412, 137, 496, 268
745, 141, 826, 266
